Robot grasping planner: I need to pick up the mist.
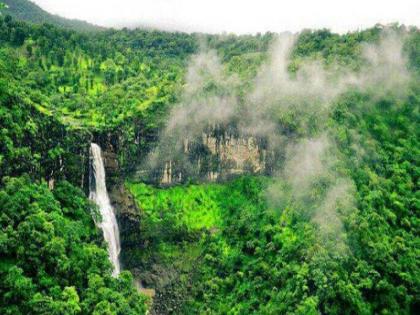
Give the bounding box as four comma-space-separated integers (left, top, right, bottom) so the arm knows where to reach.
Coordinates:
255, 30, 409, 249
144, 28, 411, 250
33, 0, 420, 34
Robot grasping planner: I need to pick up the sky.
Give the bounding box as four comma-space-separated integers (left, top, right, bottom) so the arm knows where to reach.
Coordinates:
32, 0, 420, 34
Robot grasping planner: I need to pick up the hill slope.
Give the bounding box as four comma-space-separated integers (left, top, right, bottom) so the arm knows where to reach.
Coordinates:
0, 12, 419, 314
2, 0, 103, 32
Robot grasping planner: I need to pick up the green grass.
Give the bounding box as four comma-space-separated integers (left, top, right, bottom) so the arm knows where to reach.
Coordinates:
127, 182, 225, 230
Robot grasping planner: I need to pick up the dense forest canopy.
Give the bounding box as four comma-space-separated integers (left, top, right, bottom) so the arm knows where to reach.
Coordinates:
0, 1, 419, 314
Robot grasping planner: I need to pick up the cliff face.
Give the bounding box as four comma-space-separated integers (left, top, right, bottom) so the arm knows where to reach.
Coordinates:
87, 125, 276, 273
87, 128, 275, 312
93, 132, 120, 187
109, 184, 142, 267
89, 122, 275, 187
142, 125, 275, 185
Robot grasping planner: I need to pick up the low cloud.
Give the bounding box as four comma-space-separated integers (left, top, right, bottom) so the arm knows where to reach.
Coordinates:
144, 29, 412, 251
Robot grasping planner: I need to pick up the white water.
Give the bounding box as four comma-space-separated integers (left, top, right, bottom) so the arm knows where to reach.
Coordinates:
89, 143, 121, 277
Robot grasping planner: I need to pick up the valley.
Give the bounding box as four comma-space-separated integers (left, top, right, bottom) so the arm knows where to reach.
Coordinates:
0, 1, 419, 314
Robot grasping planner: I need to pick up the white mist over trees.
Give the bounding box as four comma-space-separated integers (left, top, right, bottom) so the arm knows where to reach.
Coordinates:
146, 29, 412, 251
1, 5, 418, 313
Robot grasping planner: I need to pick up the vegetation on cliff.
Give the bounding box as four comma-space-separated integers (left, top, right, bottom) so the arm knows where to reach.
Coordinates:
0, 2, 419, 314
127, 87, 419, 314
0, 35, 148, 313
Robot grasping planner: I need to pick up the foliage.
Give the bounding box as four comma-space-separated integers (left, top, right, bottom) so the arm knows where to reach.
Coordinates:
129, 96, 419, 314
0, 29, 148, 312
126, 77, 419, 314
0, 53, 88, 183
0, 7, 419, 315
0, 177, 147, 314
128, 182, 225, 230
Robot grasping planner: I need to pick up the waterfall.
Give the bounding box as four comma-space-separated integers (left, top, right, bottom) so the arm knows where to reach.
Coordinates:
89, 143, 121, 277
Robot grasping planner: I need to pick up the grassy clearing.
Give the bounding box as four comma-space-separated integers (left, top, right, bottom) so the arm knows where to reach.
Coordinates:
127, 181, 225, 231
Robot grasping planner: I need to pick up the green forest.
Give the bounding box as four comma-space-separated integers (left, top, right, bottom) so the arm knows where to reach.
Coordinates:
0, 1, 419, 314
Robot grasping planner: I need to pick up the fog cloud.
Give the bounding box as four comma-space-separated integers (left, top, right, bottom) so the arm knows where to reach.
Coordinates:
145, 29, 412, 250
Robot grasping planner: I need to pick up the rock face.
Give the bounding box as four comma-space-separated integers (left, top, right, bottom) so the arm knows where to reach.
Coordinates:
109, 183, 142, 268
101, 150, 120, 186
142, 125, 275, 185
202, 132, 264, 173
93, 132, 120, 187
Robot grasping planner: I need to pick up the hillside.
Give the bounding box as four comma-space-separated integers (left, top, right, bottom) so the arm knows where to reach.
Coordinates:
2, 0, 104, 32
0, 6, 419, 315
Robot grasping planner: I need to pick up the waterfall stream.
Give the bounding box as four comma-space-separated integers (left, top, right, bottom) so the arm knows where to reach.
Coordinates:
89, 143, 121, 277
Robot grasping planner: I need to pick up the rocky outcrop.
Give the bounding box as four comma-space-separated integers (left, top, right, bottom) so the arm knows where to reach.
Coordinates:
101, 150, 120, 187
92, 132, 120, 187
140, 124, 275, 185
109, 183, 142, 268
